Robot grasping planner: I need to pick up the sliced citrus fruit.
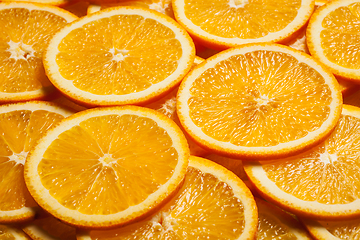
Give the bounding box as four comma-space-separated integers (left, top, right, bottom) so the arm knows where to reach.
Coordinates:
0, 2, 77, 103
23, 214, 76, 240
87, 0, 174, 18
307, 0, 360, 82
0, 224, 31, 240
77, 155, 257, 240
172, 0, 315, 50
44, 6, 195, 107
177, 43, 342, 160
256, 197, 312, 239
244, 104, 360, 220
0, 101, 73, 224
24, 106, 189, 229
301, 216, 360, 240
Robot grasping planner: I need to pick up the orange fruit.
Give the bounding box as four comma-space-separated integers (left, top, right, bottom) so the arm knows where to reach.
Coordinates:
301, 216, 360, 239
177, 43, 342, 160
0, 101, 73, 224
87, 0, 174, 18
0, 224, 31, 239
307, 0, 360, 82
22, 214, 76, 240
77, 156, 258, 240
0, 0, 72, 7
244, 104, 360, 220
256, 197, 312, 239
173, 0, 315, 50
0, 2, 77, 103
44, 6, 195, 107
24, 106, 190, 229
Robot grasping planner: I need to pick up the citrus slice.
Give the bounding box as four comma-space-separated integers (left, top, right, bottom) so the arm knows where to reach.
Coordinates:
256, 197, 312, 239
307, 0, 360, 82
301, 217, 360, 240
87, 0, 174, 18
44, 6, 195, 107
177, 43, 342, 160
172, 0, 315, 50
0, 2, 77, 103
244, 104, 360, 220
77, 156, 258, 240
22, 214, 76, 240
0, 224, 31, 240
24, 106, 189, 229
0, 101, 73, 224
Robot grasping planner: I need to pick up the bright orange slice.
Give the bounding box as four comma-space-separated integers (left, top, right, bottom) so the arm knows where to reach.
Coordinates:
44, 6, 195, 107
24, 106, 189, 229
244, 104, 360, 220
177, 43, 342, 160
0, 101, 73, 224
77, 156, 258, 240
307, 0, 360, 82
0, 2, 77, 103
173, 0, 315, 50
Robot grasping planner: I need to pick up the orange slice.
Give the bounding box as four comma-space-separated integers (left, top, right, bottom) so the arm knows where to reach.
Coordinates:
301, 217, 360, 239
0, 101, 73, 224
177, 43, 342, 160
22, 214, 76, 240
244, 104, 360, 220
256, 197, 312, 239
77, 156, 258, 240
87, 0, 174, 18
0, 2, 77, 103
44, 6, 195, 107
173, 0, 315, 50
24, 106, 189, 229
0, 224, 31, 239
307, 0, 360, 82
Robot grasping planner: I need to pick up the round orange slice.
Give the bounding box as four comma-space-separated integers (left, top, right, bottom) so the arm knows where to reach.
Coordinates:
24, 106, 190, 229
172, 0, 315, 50
0, 2, 77, 103
177, 43, 342, 160
307, 0, 360, 82
0, 101, 73, 224
244, 104, 360, 220
44, 6, 195, 107
77, 156, 258, 240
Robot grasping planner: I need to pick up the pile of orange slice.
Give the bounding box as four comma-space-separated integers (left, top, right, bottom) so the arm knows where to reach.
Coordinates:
1, 0, 360, 239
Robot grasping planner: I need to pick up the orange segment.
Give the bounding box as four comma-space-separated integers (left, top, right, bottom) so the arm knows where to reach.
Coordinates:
244, 104, 360, 220
24, 106, 189, 229
77, 156, 258, 240
0, 101, 73, 224
0, 2, 77, 103
44, 6, 195, 107
177, 43, 342, 159
307, 0, 360, 81
173, 0, 314, 49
